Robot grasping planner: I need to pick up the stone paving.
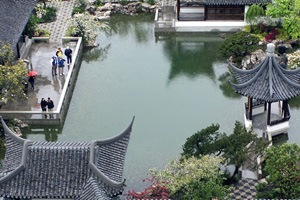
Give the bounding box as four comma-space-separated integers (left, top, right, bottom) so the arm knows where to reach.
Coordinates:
38, 0, 75, 44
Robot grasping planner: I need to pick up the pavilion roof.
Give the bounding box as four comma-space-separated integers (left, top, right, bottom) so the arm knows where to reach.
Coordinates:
0, 117, 134, 199
0, 0, 37, 49
228, 44, 300, 102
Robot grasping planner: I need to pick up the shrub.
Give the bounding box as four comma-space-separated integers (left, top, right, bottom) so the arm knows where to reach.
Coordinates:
220, 31, 260, 63
72, 0, 86, 15
146, 0, 156, 5
125, 177, 169, 199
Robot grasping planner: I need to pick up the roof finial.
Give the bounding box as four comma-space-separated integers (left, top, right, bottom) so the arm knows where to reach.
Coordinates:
266, 43, 275, 57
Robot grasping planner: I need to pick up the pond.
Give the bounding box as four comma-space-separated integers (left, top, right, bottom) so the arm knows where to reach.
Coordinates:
27, 14, 300, 193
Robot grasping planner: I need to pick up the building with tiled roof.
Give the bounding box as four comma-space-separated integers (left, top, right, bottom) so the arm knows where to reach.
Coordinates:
0, 117, 134, 199
177, 0, 272, 21
228, 43, 300, 141
0, 0, 37, 58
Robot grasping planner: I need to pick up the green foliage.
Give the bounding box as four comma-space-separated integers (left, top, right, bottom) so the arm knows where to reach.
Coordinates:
264, 143, 300, 199
246, 4, 265, 24
149, 156, 231, 199
34, 28, 51, 37
220, 31, 260, 63
72, 0, 86, 15
66, 14, 109, 46
182, 121, 269, 179
23, 14, 38, 38
182, 124, 225, 158
120, 0, 129, 6
146, 0, 156, 5
0, 44, 28, 102
95, 0, 103, 6
266, 0, 300, 39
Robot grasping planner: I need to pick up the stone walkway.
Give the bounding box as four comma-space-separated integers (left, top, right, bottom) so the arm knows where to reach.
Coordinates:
38, 0, 75, 44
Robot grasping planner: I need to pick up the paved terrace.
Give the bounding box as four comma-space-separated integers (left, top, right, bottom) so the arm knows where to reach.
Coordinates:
0, 0, 80, 125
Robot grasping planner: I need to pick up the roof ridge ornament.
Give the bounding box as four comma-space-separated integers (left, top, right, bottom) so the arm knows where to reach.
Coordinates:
266, 43, 275, 57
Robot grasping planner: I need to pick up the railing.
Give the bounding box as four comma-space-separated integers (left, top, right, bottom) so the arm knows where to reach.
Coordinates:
270, 105, 290, 126
244, 99, 265, 120
0, 37, 83, 125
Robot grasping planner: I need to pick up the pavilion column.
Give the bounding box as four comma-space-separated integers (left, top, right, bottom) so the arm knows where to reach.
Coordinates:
267, 102, 272, 125
248, 97, 253, 120
283, 100, 288, 118
177, 0, 180, 21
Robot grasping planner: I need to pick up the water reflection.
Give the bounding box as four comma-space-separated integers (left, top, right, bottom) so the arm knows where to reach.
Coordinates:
82, 44, 111, 63
160, 34, 224, 81
218, 72, 241, 99
107, 13, 154, 43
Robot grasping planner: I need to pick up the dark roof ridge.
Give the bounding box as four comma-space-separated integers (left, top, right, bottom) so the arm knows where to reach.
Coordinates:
0, 117, 27, 145
94, 116, 135, 146
0, 139, 32, 185
271, 57, 300, 90
230, 58, 268, 89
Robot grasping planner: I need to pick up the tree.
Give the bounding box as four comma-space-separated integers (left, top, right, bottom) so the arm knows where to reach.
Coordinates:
220, 31, 260, 64
66, 14, 109, 47
0, 43, 28, 103
266, 0, 300, 39
182, 121, 268, 179
149, 156, 231, 200
246, 4, 266, 24
264, 143, 300, 198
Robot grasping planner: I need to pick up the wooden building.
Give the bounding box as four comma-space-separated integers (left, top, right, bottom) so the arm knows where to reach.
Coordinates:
177, 0, 272, 21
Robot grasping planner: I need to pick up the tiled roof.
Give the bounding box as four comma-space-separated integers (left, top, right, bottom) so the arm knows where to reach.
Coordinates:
228, 44, 300, 102
205, 0, 272, 5
0, 0, 37, 48
0, 117, 134, 199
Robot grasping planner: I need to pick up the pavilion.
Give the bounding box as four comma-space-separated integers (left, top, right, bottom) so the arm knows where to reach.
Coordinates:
0, 117, 134, 199
228, 43, 300, 141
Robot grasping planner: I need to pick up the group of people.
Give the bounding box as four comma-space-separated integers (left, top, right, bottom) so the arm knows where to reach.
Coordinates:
51, 46, 73, 76
40, 97, 55, 118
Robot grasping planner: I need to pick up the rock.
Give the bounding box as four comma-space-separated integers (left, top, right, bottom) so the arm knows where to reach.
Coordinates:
86, 5, 97, 15
98, 3, 113, 12
241, 49, 265, 70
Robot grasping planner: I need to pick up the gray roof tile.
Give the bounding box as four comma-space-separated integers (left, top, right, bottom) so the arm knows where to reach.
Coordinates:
229, 48, 300, 102
0, 117, 135, 199
0, 0, 37, 48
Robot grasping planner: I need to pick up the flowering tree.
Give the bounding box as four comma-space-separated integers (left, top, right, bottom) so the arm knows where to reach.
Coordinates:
287, 50, 300, 69
148, 156, 231, 199
66, 14, 109, 46
0, 43, 28, 103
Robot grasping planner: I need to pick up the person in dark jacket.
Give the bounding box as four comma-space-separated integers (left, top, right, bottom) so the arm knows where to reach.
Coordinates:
64, 46, 72, 65
28, 76, 35, 90
47, 97, 54, 119
40, 98, 48, 118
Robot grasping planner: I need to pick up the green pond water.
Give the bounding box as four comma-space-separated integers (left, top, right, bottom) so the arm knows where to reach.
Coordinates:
27, 14, 300, 192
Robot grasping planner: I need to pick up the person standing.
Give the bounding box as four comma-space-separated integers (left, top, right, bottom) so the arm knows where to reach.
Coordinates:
58, 57, 66, 75
47, 97, 54, 119
28, 75, 35, 91
40, 98, 48, 118
64, 46, 72, 65
51, 56, 57, 76
56, 48, 63, 58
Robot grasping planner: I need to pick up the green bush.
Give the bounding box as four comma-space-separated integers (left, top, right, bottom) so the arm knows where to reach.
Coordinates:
146, 0, 156, 5
42, 7, 57, 23
23, 14, 38, 38
72, 0, 86, 15
220, 31, 260, 64
95, 0, 103, 6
